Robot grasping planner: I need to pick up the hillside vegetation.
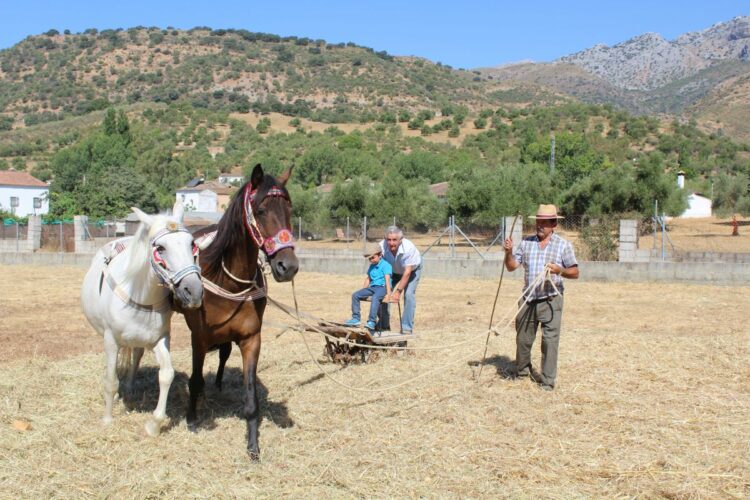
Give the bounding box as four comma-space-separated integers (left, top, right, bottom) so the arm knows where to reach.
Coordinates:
1, 27, 750, 226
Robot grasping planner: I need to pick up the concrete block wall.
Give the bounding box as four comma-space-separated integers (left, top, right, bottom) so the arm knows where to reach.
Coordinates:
0, 216, 41, 253
618, 219, 638, 262
74, 216, 98, 254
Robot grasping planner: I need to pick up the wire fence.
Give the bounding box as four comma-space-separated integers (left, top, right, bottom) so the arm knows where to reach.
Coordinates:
4, 212, 731, 262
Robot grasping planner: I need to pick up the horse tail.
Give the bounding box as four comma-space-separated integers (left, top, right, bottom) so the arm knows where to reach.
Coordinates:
116, 347, 133, 379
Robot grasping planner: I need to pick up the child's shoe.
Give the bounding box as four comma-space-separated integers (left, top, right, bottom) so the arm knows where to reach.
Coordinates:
344, 318, 360, 326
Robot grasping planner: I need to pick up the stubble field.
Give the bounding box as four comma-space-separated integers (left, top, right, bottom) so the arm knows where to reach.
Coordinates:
0, 265, 748, 497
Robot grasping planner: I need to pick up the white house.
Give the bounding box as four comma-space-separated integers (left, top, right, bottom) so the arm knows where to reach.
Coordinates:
176, 179, 234, 213
218, 173, 245, 185
682, 193, 712, 218
677, 172, 712, 218
0, 171, 49, 216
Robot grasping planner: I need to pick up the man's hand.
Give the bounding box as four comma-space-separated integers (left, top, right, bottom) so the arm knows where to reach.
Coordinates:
390, 289, 401, 303
545, 263, 562, 274
503, 238, 513, 252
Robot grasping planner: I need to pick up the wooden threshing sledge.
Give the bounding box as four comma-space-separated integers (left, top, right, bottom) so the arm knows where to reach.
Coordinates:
309, 320, 416, 363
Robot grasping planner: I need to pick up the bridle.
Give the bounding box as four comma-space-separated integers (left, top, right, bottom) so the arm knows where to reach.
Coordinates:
243, 184, 295, 257
149, 222, 201, 291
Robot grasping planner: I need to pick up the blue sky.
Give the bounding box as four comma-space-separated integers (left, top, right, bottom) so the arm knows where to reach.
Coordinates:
1, 1, 747, 68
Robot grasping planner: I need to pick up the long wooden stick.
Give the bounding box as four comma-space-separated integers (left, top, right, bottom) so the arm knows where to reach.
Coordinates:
476, 213, 520, 380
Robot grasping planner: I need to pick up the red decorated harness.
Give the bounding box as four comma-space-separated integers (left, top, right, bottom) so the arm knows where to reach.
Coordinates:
244, 184, 295, 256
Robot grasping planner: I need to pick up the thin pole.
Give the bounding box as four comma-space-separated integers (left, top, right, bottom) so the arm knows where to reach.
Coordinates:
453, 222, 485, 260
298, 217, 302, 241
346, 217, 350, 250
661, 211, 666, 261
362, 216, 367, 252
477, 212, 520, 380
16, 222, 19, 253
653, 200, 658, 250
421, 225, 452, 256
59, 222, 63, 261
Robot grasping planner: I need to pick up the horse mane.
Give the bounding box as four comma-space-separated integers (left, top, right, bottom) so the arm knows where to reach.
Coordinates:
200, 174, 284, 278
121, 217, 161, 284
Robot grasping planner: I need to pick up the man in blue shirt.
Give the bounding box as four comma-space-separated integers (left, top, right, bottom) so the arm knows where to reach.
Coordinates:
345, 242, 393, 330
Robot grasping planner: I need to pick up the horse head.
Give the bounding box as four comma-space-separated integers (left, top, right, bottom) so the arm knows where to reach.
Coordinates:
245, 163, 299, 282
132, 201, 204, 308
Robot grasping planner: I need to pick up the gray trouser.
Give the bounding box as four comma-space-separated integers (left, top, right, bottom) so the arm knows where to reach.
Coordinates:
515, 294, 563, 387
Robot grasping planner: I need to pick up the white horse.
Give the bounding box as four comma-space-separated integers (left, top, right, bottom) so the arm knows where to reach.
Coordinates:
81, 201, 203, 436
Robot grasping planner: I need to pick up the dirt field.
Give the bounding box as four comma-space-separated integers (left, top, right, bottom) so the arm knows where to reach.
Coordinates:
0, 265, 748, 497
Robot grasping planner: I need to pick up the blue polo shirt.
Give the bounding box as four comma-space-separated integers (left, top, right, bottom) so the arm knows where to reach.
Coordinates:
368, 259, 392, 287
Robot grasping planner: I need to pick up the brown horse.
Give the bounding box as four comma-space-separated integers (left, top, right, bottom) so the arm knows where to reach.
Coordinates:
176, 164, 298, 460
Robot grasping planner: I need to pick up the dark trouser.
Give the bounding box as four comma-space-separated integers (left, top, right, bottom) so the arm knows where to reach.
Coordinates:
515, 294, 563, 388
351, 285, 386, 324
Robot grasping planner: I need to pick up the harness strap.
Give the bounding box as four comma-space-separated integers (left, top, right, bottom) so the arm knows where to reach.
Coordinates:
200, 265, 267, 302
104, 271, 171, 312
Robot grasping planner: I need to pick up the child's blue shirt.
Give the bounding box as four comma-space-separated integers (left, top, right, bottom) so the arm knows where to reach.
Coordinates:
368, 259, 392, 287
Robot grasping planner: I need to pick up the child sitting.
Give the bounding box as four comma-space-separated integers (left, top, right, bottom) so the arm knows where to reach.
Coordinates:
344, 242, 393, 330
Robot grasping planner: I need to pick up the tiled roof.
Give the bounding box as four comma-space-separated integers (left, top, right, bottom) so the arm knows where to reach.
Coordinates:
176, 179, 234, 195
0, 171, 48, 187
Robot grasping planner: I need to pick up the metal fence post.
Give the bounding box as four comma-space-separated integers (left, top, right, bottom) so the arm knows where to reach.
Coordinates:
362, 216, 367, 252
298, 216, 302, 241
16, 222, 19, 253
59, 222, 63, 262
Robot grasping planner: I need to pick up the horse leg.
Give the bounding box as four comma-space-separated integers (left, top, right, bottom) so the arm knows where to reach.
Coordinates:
125, 347, 145, 395
145, 337, 174, 437
187, 344, 206, 433
215, 342, 232, 391
102, 330, 119, 425
239, 334, 262, 460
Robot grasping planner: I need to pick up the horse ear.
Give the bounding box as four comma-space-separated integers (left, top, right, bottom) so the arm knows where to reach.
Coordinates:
250, 164, 264, 189
172, 199, 185, 223
131, 207, 154, 229
277, 165, 294, 186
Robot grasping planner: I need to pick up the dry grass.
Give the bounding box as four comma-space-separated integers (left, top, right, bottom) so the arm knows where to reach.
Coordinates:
0, 265, 748, 497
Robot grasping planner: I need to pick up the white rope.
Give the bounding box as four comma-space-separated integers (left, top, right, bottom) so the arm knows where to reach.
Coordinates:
221, 259, 255, 284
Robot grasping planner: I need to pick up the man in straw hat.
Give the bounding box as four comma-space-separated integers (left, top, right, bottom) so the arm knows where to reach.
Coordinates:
344, 242, 393, 330
503, 204, 579, 391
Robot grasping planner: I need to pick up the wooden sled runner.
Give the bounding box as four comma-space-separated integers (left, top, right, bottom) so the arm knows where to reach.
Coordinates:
305, 321, 416, 363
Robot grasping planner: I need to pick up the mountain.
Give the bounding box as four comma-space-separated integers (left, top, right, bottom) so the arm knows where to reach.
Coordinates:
479, 16, 750, 140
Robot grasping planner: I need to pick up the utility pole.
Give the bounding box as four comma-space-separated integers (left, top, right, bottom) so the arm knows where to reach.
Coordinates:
549, 132, 556, 175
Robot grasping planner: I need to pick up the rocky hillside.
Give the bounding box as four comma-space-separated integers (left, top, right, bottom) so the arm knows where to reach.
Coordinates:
559, 16, 750, 91
478, 17, 750, 140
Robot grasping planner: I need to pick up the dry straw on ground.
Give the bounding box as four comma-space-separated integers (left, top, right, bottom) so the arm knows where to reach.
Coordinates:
0, 265, 748, 497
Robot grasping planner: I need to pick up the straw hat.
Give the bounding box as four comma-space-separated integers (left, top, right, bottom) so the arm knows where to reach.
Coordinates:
363, 242, 383, 258
528, 204, 564, 220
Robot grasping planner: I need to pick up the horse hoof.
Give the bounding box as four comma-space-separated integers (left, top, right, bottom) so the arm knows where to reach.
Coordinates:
247, 447, 260, 462
187, 421, 199, 433
145, 420, 161, 437
102, 416, 113, 426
